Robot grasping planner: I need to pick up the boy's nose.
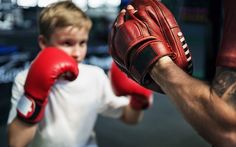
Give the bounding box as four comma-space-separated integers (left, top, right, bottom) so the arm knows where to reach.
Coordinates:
71, 47, 81, 57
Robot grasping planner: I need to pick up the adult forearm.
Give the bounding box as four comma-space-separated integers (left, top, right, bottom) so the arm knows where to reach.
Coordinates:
150, 56, 236, 146
8, 117, 37, 147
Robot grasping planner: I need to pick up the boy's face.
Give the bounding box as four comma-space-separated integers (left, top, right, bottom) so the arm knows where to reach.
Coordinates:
39, 26, 89, 63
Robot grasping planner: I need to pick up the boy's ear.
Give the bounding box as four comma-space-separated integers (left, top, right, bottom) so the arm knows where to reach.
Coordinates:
38, 35, 48, 49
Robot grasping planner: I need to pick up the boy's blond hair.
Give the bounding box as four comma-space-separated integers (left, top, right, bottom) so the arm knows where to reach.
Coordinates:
39, 1, 92, 41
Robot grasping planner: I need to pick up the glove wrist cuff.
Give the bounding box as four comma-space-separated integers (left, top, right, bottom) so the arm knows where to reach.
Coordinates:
17, 95, 48, 124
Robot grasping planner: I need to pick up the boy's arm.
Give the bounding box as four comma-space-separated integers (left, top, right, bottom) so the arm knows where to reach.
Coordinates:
120, 104, 144, 124
150, 56, 236, 146
8, 118, 38, 147
7, 47, 79, 146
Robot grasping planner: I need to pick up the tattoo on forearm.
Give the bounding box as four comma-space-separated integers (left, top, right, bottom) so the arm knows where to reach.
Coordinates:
212, 67, 236, 106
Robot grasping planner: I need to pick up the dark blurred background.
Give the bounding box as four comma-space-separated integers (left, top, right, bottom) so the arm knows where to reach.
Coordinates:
0, 0, 223, 146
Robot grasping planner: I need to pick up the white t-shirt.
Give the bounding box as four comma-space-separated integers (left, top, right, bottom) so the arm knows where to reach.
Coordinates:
8, 63, 129, 147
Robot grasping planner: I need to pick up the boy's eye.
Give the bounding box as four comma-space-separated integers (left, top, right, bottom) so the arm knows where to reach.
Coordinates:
80, 40, 87, 46
62, 41, 74, 46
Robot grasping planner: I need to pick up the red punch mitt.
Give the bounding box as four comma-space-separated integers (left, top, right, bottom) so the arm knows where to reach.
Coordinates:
109, 1, 193, 92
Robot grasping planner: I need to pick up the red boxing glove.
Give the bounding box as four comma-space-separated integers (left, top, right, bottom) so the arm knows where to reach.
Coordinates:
17, 47, 79, 124
110, 61, 153, 110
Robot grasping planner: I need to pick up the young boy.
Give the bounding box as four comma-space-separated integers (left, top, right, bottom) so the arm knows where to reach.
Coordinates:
7, 1, 152, 147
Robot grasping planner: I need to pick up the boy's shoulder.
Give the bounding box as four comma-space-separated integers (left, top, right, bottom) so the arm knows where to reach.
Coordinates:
15, 68, 29, 81
13, 67, 29, 86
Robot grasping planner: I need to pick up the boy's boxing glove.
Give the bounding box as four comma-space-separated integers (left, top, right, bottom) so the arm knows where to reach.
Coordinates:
17, 47, 79, 124
110, 61, 153, 110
